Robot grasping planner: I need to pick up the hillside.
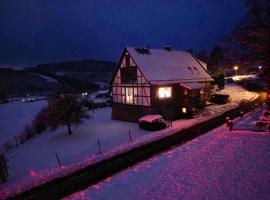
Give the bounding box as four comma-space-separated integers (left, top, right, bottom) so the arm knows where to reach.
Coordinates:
0, 59, 116, 96
0, 68, 59, 96
30, 59, 116, 83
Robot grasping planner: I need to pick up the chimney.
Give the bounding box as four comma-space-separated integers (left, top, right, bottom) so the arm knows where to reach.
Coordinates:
164, 46, 172, 51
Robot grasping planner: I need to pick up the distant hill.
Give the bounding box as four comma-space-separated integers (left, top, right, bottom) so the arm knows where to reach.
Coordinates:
0, 68, 59, 96
28, 59, 116, 88
0, 59, 116, 96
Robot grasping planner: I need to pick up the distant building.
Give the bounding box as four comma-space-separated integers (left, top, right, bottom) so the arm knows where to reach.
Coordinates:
111, 47, 213, 122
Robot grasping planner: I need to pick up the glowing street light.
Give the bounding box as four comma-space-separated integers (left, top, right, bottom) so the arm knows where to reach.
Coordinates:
258, 65, 262, 72
233, 65, 238, 76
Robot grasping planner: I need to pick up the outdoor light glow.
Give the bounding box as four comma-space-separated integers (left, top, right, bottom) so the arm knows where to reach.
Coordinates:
182, 107, 187, 113
258, 66, 262, 72
233, 65, 239, 76
158, 87, 172, 99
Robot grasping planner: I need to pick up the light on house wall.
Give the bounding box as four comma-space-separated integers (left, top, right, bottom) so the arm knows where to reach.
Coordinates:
182, 107, 187, 113
158, 87, 172, 99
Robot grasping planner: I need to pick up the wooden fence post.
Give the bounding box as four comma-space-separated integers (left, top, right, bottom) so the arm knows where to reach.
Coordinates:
129, 130, 132, 143
98, 139, 102, 154
55, 153, 62, 168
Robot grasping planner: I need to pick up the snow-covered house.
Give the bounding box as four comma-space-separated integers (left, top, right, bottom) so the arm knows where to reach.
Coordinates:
111, 47, 213, 122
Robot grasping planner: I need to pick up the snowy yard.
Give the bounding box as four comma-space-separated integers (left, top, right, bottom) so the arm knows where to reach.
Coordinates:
0, 100, 47, 143
66, 124, 270, 200
0, 84, 259, 196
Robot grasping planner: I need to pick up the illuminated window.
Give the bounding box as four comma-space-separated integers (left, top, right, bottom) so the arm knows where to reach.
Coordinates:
158, 87, 172, 99
122, 87, 138, 105
200, 89, 204, 94
126, 88, 133, 104
182, 107, 187, 113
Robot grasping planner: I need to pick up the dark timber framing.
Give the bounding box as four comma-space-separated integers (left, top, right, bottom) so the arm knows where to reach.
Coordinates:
111, 47, 212, 122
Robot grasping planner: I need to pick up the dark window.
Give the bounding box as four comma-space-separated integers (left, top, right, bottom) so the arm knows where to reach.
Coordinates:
135, 48, 151, 55
192, 66, 198, 70
120, 67, 137, 84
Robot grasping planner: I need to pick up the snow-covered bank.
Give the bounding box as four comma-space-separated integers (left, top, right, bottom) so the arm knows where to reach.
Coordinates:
0, 100, 47, 143
0, 84, 259, 198
66, 125, 270, 200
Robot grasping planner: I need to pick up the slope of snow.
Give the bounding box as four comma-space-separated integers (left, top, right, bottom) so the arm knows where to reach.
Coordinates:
34, 73, 58, 83
66, 125, 270, 200
0, 84, 259, 197
0, 101, 47, 144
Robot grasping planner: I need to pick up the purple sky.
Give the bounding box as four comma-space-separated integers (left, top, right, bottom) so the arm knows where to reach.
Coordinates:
0, 0, 246, 68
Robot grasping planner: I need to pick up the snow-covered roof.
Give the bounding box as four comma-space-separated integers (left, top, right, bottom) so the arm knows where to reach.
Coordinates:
197, 60, 207, 70
180, 82, 203, 90
126, 47, 213, 83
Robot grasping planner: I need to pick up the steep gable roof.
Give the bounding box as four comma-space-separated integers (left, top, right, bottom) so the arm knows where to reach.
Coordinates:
126, 47, 212, 83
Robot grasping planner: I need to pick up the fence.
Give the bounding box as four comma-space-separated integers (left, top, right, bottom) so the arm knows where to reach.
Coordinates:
0, 136, 22, 153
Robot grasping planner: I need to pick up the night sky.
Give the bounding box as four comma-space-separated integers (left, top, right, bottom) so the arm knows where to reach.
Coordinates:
0, 0, 246, 68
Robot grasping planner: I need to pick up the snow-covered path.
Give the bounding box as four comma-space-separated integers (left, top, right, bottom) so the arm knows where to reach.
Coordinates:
66, 125, 270, 200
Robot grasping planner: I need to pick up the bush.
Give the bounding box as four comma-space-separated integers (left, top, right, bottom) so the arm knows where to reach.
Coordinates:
23, 125, 35, 140
32, 107, 48, 134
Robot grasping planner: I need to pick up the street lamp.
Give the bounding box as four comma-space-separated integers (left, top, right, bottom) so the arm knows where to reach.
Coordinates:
258, 65, 262, 73
233, 65, 238, 76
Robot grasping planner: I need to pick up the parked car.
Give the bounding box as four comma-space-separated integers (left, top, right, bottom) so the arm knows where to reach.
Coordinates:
210, 94, 230, 104
139, 115, 168, 131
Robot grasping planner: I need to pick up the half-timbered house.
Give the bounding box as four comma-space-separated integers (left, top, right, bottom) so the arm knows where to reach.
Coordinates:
111, 47, 213, 122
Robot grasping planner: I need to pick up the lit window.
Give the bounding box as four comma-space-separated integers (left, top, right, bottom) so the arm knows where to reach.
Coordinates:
158, 87, 172, 99
200, 89, 204, 94
182, 107, 187, 113
122, 87, 138, 105
126, 88, 133, 104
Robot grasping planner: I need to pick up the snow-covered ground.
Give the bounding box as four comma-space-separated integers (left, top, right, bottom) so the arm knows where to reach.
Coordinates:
226, 74, 257, 81
215, 83, 257, 102
233, 105, 268, 132
0, 100, 47, 143
66, 124, 270, 200
0, 84, 259, 197
33, 73, 58, 83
